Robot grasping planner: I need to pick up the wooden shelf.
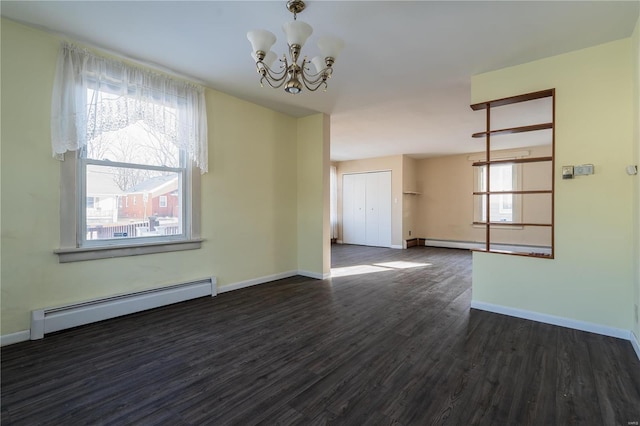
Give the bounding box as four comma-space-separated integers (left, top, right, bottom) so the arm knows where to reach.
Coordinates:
472, 221, 552, 227
472, 123, 552, 138
472, 156, 552, 167
470, 89, 554, 111
472, 248, 553, 258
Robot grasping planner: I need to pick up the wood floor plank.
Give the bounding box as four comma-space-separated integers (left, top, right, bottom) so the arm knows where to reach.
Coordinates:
555, 327, 603, 425
2, 245, 639, 425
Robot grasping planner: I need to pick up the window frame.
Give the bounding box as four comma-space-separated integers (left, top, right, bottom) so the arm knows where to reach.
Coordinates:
473, 163, 523, 226
55, 150, 201, 263
78, 146, 189, 248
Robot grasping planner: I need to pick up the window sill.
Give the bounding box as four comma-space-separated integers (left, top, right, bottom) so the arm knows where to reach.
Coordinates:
54, 239, 204, 263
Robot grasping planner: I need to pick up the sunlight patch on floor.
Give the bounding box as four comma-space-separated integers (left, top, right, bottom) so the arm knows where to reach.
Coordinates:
330, 264, 392, 278
331, 261, 431, 278
374, 261, 431, 269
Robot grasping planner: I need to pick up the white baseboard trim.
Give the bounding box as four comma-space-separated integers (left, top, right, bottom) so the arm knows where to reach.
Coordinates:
631, 331, 640, 361
216, 269, 330, 294
391, 245, 403, 249
298, 270, 330, 280
218, 270, 298, 293
471, 300, 632, 341
1, 330, 30, 347
424, 239, 551, 254
425, 239, 481, 250
336, 240, 343, 244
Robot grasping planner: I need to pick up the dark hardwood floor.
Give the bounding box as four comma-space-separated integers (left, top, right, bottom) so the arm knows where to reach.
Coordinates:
2, 245, 639, 425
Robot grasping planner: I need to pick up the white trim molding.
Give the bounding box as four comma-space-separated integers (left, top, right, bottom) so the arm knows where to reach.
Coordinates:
425, 239, 481, 250
424, 239, 551, 255
471, 300, 633, 342
55, 239, 204, 263
218, 271, 299, 293
391, 245, 404, 250
298, 270, 331, 280
1, 330, 31, 347
631, 332, 640, 361
218, 269, 330, 294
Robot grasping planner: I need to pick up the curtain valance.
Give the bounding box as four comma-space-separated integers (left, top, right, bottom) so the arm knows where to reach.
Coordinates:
51, 42, 208, 172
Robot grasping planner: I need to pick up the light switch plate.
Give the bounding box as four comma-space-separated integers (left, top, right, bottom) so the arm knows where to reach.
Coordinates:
562, 166, 574, 179
574, 164, 594, 176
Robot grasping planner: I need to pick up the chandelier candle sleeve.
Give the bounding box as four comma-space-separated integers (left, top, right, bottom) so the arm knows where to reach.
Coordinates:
247, 0, 343, 94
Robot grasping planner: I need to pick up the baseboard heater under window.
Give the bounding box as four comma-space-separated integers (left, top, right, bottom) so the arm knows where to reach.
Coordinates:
30, 277, 217, 340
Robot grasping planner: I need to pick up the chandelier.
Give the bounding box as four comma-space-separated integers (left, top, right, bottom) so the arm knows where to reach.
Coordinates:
247, 0, 344, 94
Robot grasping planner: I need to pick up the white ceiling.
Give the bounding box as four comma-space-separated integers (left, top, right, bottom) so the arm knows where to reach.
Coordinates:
2, 1, 638, 161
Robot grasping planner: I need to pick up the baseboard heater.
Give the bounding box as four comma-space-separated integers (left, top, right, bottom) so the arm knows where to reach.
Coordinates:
30, 277, 217, 340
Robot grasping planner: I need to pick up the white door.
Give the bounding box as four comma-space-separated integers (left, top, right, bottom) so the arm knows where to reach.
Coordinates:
342, 171, 392, 247
375, 171, 392, 247
342, 173, 366, 244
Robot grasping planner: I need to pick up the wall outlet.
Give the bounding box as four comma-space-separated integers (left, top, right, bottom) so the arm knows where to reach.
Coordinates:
409, 230, 412, 236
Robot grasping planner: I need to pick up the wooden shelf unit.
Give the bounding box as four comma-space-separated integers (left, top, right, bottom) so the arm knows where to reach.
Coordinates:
470, 89, 554, 111
471, 123, 553, 138
472, 222, 553, 227
470, 89, 555, 258
471, 156, 553, 167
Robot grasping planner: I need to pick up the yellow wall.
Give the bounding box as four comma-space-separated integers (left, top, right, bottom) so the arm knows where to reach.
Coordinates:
0, 19, 326, 335
471, 38, 636, 331
297, 114, 331, 277
335, 155, 404, 247
416, 145, 552, 246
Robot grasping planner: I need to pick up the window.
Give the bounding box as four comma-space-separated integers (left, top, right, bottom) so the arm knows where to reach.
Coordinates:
51, 42, 207, 262
159, 196, 168, 208
475, 163, 521, 223
82, 116, 186, 245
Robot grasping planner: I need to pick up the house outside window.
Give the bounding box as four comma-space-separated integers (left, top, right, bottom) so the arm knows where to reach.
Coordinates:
159, 195, 168, 208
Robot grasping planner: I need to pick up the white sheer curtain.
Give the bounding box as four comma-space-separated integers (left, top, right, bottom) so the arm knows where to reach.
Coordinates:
51, 42, 208, 172
330, 166, 338, 239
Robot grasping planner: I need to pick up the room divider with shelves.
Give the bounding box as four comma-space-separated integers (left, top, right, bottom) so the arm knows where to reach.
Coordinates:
470, 89, 555, 258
